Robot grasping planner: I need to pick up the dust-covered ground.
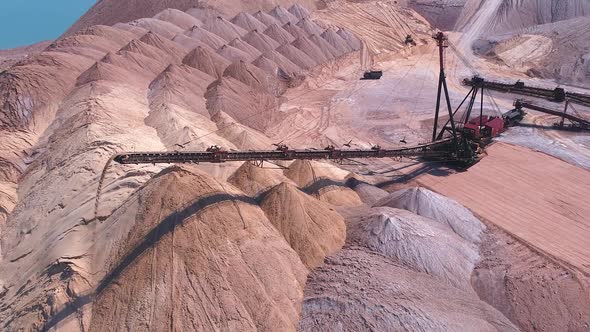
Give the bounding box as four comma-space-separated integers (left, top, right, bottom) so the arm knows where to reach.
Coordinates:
1, 0, 590, 331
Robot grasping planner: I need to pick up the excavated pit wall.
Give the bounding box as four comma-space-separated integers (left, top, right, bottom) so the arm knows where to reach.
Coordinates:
410, 0, 590, 33
409, 0, 467, 30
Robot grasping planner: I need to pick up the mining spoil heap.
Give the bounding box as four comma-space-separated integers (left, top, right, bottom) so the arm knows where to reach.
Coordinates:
265, 23, 296, 44
90, 166, 309, 331
260, 182, 346, 269
1, 0, 590, 331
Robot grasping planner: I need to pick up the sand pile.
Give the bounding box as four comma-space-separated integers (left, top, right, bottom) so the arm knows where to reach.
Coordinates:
315, 1, 421, 53
229, 38, 262, 61
264, 23, 296, 44
76, 61, 139, 86
347, 207, 479, 290
458, 0, 590, 34
153, 8, 203, 30
127, 17, 184, 39
260, 49, 302, 76
223, 60, 287, 96
150, 63, 215, 97
337, 28, 362, 50
487, 17, 590, 84
112, 22, 149, 37
284, 160, 362, 207
231, 12, 268, 32
288, 3, 310, 20
0, 4, 378, 330
203, 16, 248, 42
211, 111, 274, 150
171, 33, 213, 51
0, 52, 94, 228
0, 167, 17, 229
227, 162, 294, 197
205, 78, 281, 132
292, 36, 333, 64
0, 75, 166, 330
120, 39, 174, 64
183, 25, 227, 50
276, 44, 317, 69
243, 29, 281, 54
64, 0, 317, 35
148, 63, 215, 114
185, 7, 224, 24
375, 187, 486, 243
284, 160, 346, 188
5, 2, 590, 330
217, 44, 253, 63
145, 103, 231, 151
103, 50, 167, 78
45, 34, 123, 60
253, 10, 282, 27
260, 182, 346, 269
76, 25, 138, 48
0, 52, 93, 125
89, 166, 308, 331
182, 46, 230, 79
282, 22, 309, 40
270, 6, 300, 25
309, 34, 342, 58
296, 18, 324, 36
252, 55, 283, 77
139, 31, 187, 62
0, 52, 94, 130
251, 55, 302, 88
321, 29, 354, 54
345, 176, 388, 204
484, 34, 552, 71
60, 30, 130, 51
299, 248, 519, 331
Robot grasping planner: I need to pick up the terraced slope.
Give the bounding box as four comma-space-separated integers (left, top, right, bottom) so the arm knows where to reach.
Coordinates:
65, 0, 317, 36
0, 3, 426, 330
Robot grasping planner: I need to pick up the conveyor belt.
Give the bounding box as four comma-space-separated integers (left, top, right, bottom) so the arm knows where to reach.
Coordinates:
463, 77, 590, 107
516, 101, 590, 129
113, 138, 462, 165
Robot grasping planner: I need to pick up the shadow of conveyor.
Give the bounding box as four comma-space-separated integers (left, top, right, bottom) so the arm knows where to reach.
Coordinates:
41, 162, 451, 330
41, 193, 257, 331
375, 162, 453, 188
514, 122, 584, 132
301, 178, 349, 195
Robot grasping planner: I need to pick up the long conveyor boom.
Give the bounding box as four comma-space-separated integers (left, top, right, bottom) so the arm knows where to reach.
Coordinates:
463, 77, 590, 107
114, 139, 458, 165
516, 101, 590, 128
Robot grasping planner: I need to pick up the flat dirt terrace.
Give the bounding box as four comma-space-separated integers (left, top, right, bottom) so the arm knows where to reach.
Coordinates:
414, 142, 590, 275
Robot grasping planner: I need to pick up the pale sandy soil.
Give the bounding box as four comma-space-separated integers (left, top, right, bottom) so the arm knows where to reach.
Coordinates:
409, 142, 590, 275
1, 0, 590, 330
347, 142, 590, 276
0, 3, 411, 329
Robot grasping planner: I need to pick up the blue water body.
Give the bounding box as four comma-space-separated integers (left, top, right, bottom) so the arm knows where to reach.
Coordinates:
0, 0, 95, 49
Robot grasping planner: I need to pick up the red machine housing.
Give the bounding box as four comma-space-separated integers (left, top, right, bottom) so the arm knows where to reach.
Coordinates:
463, 115, 505, 138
